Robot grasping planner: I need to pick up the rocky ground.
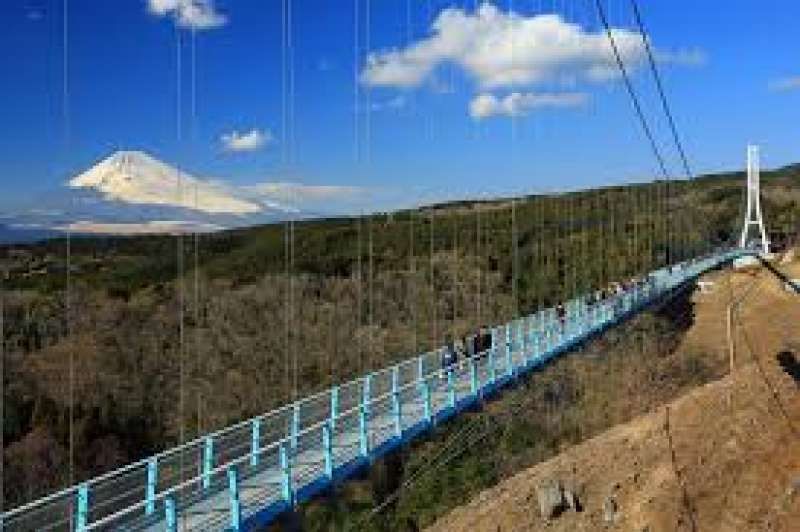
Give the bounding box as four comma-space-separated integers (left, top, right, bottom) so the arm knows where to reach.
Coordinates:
427, 257, 800, 532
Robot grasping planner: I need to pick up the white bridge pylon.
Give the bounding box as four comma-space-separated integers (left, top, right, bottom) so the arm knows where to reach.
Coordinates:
739, 144, 770, 254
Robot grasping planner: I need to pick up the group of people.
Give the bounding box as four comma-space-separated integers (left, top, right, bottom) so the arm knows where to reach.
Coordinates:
552, 274, 659, 332
586, 274, 656, 309
440, 327, 494, 371
438, 274, 661, 371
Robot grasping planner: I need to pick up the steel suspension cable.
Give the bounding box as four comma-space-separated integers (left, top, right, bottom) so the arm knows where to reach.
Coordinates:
62, 0, 76, 503
512, 199, 518, 317
0, 266, 3, 519
477, 199, 482, 326
368, 213, 374, 370
189, 27, 202, 437
431, 207, 436, 351
590, 0, 670, 181
410, 210, 417, 355
629, 0, 693, 181
453, 207, 459, 339
358, 212, 363, 373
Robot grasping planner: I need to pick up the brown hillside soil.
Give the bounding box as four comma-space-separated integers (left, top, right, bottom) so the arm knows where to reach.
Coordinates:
427, 259, 800, 532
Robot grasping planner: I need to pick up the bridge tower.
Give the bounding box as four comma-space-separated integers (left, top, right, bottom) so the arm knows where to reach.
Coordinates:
739, 144, 769, 254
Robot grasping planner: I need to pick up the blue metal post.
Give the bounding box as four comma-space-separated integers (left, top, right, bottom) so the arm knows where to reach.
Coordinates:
165, 497, 177, 532
360, 374, 371, 457
359, 404, 369, 457
524, 317, 532, 361
228, 466, 241, 530
542, 327, 548, 352
423, 381, 432, 422
280, 444, 292, 504
291, 404, 300, 450
584, 301, 590, 332
322, 423, 333, 478
203, 436, 214, 490
75, 484, 89, 532
146, 457, 158, 516
488, 346, 496, 384
251, 418, 261, 468
470, 357, 478, 395
330, 385, 339, 431
392, 366, 402, 437
569, 302, 575, 335
363, 374, 372, 416
418, 355, 429, 420
447, 369, 455, 408
505, 323, 513, 376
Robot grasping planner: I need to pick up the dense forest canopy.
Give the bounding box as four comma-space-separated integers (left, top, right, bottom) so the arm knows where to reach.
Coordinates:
1, 165, 798, 509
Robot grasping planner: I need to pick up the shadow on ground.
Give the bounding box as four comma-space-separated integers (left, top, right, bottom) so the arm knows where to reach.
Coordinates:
776, 350, 800, 386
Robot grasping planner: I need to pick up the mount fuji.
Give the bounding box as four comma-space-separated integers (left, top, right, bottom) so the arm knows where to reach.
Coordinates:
1, 151, 298, 242
68, 151, 262, 215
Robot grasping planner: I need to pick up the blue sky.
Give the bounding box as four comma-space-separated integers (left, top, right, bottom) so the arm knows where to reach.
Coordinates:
1, 0, 799, 213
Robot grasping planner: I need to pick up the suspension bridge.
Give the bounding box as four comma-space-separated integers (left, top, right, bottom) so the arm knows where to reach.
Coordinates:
0, 244, 759, 531
2, 0, 794, 530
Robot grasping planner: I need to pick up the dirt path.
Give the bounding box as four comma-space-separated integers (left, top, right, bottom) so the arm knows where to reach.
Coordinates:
427, 260, 800, 532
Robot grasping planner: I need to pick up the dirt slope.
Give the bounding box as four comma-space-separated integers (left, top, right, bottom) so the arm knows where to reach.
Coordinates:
427, 260, 800, 532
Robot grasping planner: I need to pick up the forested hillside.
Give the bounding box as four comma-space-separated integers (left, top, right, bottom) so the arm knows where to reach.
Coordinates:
2, 166, 798, 509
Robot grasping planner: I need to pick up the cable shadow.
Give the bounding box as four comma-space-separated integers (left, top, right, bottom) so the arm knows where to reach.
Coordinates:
754, 255, 799, 295
776, 350, 800, 387
663, 405, 699, 532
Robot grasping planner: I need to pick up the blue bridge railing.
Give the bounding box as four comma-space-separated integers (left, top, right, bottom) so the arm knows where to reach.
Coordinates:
0, 248, 748, 531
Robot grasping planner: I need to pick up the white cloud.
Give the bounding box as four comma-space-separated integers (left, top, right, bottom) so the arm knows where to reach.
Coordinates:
245, 182, 364, 204
25, 8, 44, 21
56, 220, 224, 235
241, 181, 370, 215
655, 48, 707, 67
220, 129, 272, 152
469, 91, 588, 119
370, 95, 407, 112
362, 3, 698, 90
769, 76, 800, 92
147, 0, 226, 30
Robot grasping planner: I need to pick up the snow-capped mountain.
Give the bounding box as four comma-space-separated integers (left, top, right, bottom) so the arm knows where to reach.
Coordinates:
69, 151, 261, 215
0, 151, 301, 241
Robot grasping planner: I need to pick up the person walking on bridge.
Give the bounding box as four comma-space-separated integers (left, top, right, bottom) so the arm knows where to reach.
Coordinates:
556, 302, 566, 333
441, 334, 457, 380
